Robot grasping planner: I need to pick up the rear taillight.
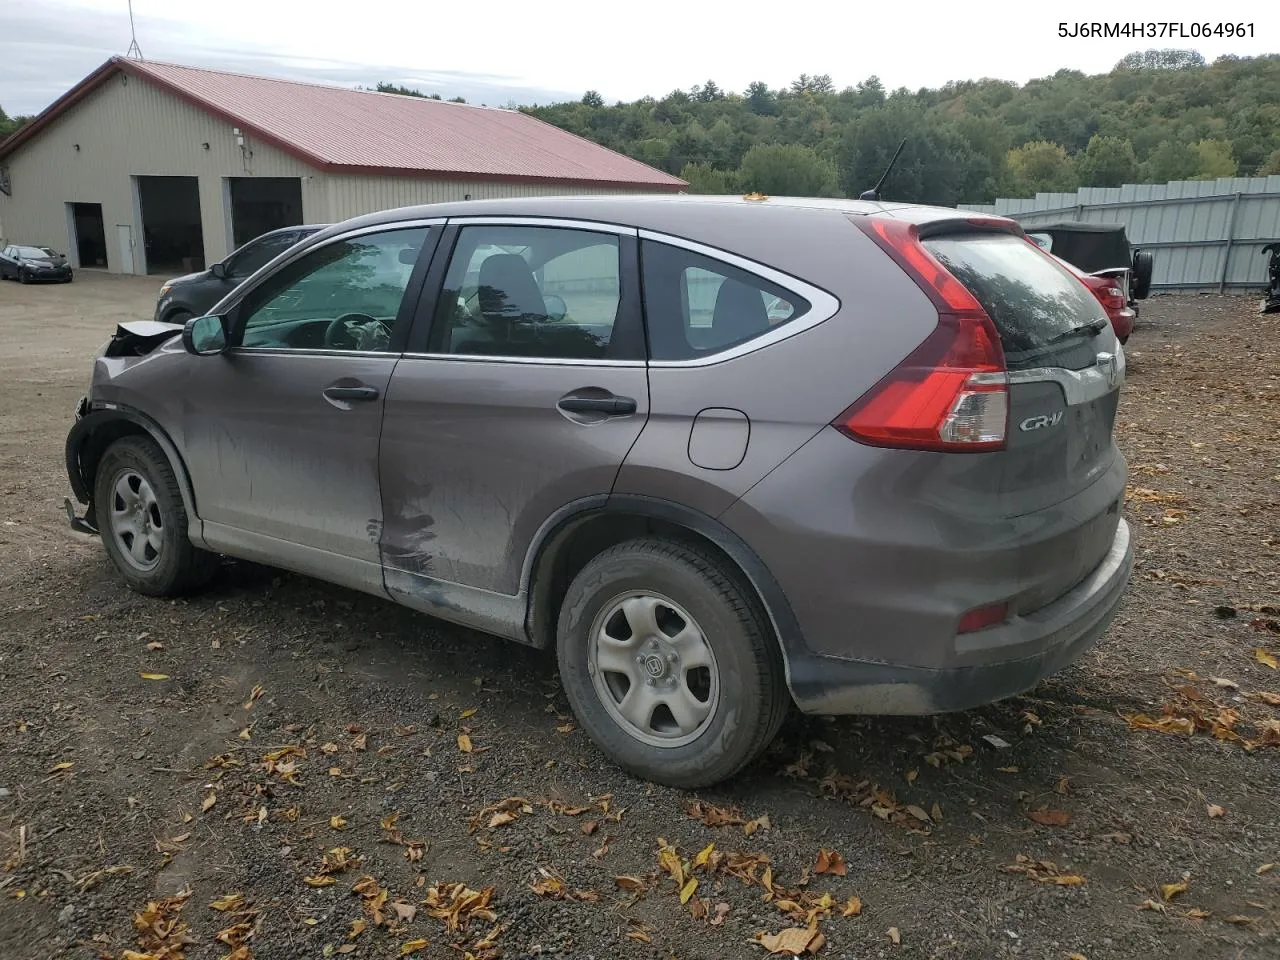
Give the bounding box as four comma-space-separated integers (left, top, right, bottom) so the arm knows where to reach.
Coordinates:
1081, 275, 1126, 311
836, 219, 1008, 452
957, 601, 1009, 634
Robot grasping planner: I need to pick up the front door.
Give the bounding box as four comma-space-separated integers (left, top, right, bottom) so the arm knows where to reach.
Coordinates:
115, 224, 134, 275
378, 222, 649, 632
180, 224, 436, 594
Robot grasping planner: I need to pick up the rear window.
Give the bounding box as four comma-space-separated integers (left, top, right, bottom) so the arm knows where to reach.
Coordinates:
922, 234, 1106, 368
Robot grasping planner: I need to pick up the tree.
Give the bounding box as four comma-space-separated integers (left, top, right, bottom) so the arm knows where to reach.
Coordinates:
1076, 134, 1138, 186
692, 80, 724, 103
1191, 139, 1238, 179
679, 162, 739, 194
1144, 140, 1198, 181
376, 82, 427, 98
1115, 49, 1207, 71
581, 90, 604, 108
853, 76, 886, 108
738, 144, 839, 197
1259, 149, 1280, 176
0, 105, 32, 139
745, 81, 776, 115
1006, 140, 1078, 195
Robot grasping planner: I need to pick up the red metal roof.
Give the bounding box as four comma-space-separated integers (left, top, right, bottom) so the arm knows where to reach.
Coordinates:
0, 57, 686, 190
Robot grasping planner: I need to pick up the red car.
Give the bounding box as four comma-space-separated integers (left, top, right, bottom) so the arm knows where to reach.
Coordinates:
1052, 254, 1134, 343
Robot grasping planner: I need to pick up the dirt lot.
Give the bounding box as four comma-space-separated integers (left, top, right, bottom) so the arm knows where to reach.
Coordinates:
1, 272, 1278, 960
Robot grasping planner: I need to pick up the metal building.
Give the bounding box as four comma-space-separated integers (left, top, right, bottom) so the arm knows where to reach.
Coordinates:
0, 57, 685, 275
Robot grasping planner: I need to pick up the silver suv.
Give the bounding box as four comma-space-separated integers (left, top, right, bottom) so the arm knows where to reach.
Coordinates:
65, 195, 1133, 787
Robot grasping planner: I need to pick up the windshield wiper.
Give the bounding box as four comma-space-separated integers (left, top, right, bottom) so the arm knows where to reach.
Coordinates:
1044, 317, 1107, 346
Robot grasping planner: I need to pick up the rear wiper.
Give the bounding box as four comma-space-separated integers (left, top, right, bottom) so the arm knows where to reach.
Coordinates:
1044, 317, 1107, 346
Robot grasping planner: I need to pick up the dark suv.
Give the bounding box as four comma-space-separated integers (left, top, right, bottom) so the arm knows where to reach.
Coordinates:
67, 196, 1133, 787
153, 224, 327, 324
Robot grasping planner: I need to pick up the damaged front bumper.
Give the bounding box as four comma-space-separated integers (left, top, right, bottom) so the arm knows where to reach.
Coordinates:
64, 395, 99, 535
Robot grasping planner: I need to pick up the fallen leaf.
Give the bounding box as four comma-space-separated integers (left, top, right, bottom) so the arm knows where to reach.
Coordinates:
930, 802, 943, 822
711, 902, 731, 926
1255, 648, 1278, 669
1028, 808, 1071, 827
1161, 879, 1189, 902
614, 876, 648, 892
201, 792, 217, 813
1258, 863, 1276, 876
556, 723, 576, 734
627, 929, 652, 944
349, 917, 367, 939
243, 683, 265, 708
905, 769, 918, 783
460, 708, 478, 719
1224, 915, 1254, 925
46, 761, 74, 773
145, 642, 165, 651
905, 805, 931, 823
997, 766, 1019, 773
1185, 908, 1211, 920
321, 742, 339, 754
841, 895, 863, 917
1123, 713, 1196, 736
685, 800, 746, 828
330, 816, 347, 830
209, 893, 245, 912
457, 734, 473, 753
888, 926, 901, 945
399, 939, 429, 956
1206, 804, 1225, 819
139, 673, 170, 681
1254, 691, 1280, 706
1211, 677, 1239, 690
1054, 776, 1071, 795
391, 902, 417, 923
744, 814, 772, 836
680, 877, 699, 904
303, 875, 336, 887
753, 927, 819, 955
1138, 898, 1166, 913
488, 811, 517, 828
814, 848, 847, 876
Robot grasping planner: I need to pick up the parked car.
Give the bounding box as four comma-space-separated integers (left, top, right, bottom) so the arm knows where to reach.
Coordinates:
0, 244, 73, 283
65, 197, 1134, 788
1026, 221, 1152, 331
153, 224, 328, 324
1049, 252, 1135, 343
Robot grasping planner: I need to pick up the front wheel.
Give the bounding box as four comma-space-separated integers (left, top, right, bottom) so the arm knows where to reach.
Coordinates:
18, 270, 30, 284
93, 436, 218, 596
556, 538, 789, 788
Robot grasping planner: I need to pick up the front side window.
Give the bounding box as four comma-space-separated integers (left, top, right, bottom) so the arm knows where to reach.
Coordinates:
431, 225, 622, 360
236, 227, 427, 352
226, 232, 298, 279
640, 240, 808, 361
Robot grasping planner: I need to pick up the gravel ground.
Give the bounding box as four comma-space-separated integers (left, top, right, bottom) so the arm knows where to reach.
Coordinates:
1, 272, 1278, 960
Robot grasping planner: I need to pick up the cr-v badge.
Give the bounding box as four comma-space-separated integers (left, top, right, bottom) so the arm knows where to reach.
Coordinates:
1019, 412, 1064, 432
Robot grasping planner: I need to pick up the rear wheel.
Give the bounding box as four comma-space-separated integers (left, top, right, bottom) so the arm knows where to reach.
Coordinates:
94, 436, 218, 596
556, 538, 788, 788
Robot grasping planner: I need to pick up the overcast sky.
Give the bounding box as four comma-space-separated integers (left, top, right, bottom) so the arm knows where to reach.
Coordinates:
3, 0, 1278, 116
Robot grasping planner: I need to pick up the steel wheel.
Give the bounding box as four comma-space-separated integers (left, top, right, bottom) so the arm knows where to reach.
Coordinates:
588, 592, 720, 748
107, 469, 164, 571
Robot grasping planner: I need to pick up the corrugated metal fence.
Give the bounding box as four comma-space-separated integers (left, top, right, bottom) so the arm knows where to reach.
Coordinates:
960, 176, 1280, 292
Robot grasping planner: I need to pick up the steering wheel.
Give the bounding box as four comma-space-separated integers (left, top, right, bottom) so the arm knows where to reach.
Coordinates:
324, 313, 383, 349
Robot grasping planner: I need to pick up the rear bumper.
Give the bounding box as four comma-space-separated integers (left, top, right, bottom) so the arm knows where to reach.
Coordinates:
787, 519, 1133, 715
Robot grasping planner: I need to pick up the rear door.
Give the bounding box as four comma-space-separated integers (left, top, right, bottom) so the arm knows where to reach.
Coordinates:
377, 219, 649, 630
921, 229, 1125, 607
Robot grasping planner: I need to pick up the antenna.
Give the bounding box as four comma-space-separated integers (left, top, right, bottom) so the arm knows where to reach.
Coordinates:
859, 138, 907, 201
125, 0, 144, 59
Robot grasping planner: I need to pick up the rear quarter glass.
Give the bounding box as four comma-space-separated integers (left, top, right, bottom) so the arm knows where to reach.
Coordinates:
922, 234, 1108, 371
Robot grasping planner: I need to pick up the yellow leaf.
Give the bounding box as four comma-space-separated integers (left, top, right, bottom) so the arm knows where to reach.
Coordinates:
46, 761, 74, 773
1258, 863, 1276, 876
1255, 648, 1278, 669
400, 939, 429, 956
140, 673, 170, 681
1206, 804, 1225, 819
349, 918, 366, 939
460, 707, 478, 719
209, 892, 245, 912
1185, 908, 1211, 920
1161, 880, 1189, 902
679, 877, 698, 904
694, 843, 716, 868
905, 769, 918, 783
841, 895, 863, 917
303, 875, 337, 887
330, 816, 347, 830
488, 811, 518, 828
931, 802, 943, 821
457, 734, 473, 753
887, 926, 901, 945
556, 723, 576, 734
237, 727, 252, 741
753, 927, 817, 955
201, 792, 217, 812
1054, 875, 1086, 886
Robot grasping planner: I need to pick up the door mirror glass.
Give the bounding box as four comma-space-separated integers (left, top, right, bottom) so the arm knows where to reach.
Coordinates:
209, 262, 227, 279
183, 315, 228, 355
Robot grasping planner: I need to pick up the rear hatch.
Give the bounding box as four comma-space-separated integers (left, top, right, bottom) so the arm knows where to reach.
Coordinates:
842, 215, 1125, 613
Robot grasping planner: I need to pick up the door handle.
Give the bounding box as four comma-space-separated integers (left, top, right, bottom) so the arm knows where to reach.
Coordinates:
557, 394, 637, 415
323, 385, 380, 402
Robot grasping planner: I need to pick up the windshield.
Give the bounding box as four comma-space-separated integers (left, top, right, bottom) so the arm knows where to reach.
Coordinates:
16, 246, 56, 258
923, 233, 1107, 369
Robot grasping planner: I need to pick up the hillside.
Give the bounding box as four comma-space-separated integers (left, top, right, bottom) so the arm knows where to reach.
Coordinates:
521, 50, 1280, 205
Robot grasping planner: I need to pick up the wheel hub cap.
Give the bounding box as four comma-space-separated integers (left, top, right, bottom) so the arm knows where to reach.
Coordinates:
588, 592, 720, 748
107, 469, 163, 572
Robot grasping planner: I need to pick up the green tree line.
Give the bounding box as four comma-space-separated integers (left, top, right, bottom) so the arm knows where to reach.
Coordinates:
518, 50, 1280, 203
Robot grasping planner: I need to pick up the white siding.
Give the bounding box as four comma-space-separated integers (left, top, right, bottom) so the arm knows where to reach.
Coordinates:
0, 72, 321, 272
321, 175, 652, 223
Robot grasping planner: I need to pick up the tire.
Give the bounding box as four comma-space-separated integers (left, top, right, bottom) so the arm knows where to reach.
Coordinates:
19, 270, 30, 284
1118, 334, 1129, 345
166, 309, 193, 325
556, 537, 789, 788
93, 435, 218, 596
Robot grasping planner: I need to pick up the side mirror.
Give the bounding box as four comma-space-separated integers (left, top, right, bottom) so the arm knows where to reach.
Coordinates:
183, 315, 228, 356
209, 262, 227, 280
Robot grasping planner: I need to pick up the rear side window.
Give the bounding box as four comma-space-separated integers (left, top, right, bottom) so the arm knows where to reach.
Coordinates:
921, 234, 1106, 367
640, 240, 808, 361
